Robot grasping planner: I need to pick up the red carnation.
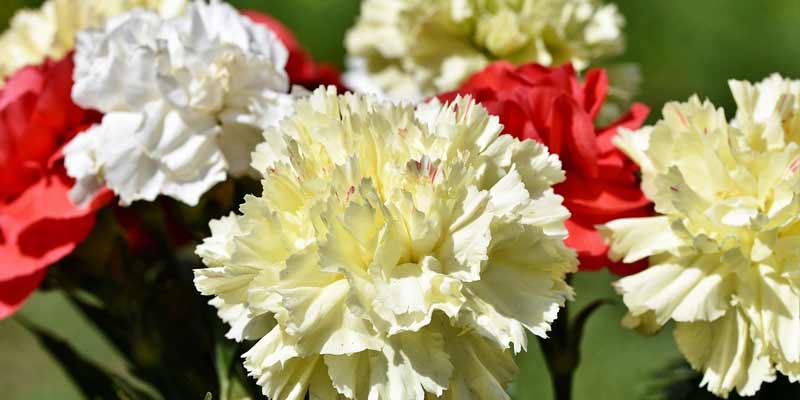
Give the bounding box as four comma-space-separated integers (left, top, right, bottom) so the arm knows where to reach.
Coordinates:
243, 10, 343, 91
0, 56, 111, 318
440, 62, 651, 275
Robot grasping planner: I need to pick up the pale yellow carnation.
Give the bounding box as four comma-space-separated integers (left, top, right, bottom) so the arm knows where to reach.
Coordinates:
601, 74, 800, 398
344, 0, 624, 98
0, 0, 187, 82
194, 87, 577, 399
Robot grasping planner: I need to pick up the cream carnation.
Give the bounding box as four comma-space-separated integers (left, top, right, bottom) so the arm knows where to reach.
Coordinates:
64, 0, 292, 206
0, 0, 187, 84
600, 74, 800, 397
344, 0, 623, 98
194, 87, 577, 399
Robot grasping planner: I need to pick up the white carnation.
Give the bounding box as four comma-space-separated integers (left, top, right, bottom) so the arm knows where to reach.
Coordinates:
65, 0, 292, 206
602, 75, 800, 397
345, 0, 624, 99
194, 87, 577, 399
0, 0, 189, 84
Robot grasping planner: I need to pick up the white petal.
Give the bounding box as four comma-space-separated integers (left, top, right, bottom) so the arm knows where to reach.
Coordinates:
674, 310, 776, 398
600, 216, 682, 263
615, 258, 734, 325
70, 0, 290, 205
441, 326, 517, 400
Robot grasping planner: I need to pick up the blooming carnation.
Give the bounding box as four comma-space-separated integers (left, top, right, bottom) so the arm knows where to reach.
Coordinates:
601, 75, 800, 397
441, 62, 650, 274
64, 0, 292, 206
0, 56, 111, 318
194, 87, 577, 399
0, 0, 187, 84
344, 0, 624, 98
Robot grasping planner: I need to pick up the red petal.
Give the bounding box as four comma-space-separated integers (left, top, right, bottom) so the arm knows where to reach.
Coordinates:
582, 69, 609, 121
518, 63, 582, 99
516, 87, 561, 132
497, 98, 542, 142
29, 57, 87, 143
549, 96, 598, 176
0, 269, 46, 319
458, 61, 522, 92
0, 65, 45, 109
557, 173, 651, 217
0, 55, 110, 319
1, 57, 98, 201
0, 167, 111, 281
564, 218, 609, 267
438, 87, 500, 110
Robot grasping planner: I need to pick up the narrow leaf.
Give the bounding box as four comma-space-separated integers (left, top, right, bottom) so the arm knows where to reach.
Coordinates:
16, 317, 155, 400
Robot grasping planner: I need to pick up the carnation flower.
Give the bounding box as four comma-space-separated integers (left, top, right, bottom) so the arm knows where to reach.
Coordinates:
344, 0, 624, 98
64, 0, 293, 206
194, 87, 577, 399
0, 0, 187, 84
0, 56, 111, 318
440, 62, 650, 275
243, 10, 343, 91
600, 75, 800, 397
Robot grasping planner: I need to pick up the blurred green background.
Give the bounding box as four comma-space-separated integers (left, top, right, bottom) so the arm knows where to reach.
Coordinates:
2, 0, 800, 399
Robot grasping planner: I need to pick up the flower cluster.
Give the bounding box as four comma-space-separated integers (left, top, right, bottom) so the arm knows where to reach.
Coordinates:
0, 56, 111, 317
345, 0, 624, 98
64, 0, 293, 206
601, 75, 800, 397
441, 62, 650, 274
194, 87, 577, 399
0, 0, 187, 83
0, 0, 340, 316
7, 0, 800, 398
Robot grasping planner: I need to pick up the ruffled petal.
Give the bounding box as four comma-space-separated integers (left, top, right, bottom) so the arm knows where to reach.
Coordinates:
66, 1, 290, 205
600, 216, 682, 263
615, 258, 735, 325
195, 90, 575, 397
674, 310, 776, 397
441, 323, 518, 400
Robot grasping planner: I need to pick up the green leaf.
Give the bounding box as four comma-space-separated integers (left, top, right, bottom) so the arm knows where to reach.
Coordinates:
16, 317, 155, 400
64, 291, 134, 358
214, 337, 257, 400
570, 298, 614, 349
214, 339, 236, 400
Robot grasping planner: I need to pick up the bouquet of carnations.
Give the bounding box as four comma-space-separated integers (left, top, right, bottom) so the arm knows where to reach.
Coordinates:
1, 0, 798, 399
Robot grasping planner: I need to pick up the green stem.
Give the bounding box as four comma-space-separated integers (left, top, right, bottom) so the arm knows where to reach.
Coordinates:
539, 304, 576, 400
539, 289, 613, 400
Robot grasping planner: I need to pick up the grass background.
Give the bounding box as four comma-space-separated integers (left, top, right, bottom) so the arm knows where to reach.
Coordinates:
2, 0, 800, 399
